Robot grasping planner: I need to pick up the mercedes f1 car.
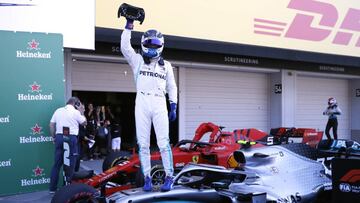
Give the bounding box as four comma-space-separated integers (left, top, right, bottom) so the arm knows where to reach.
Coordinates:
107, 143, 333, 203
106, 139, 360, 203
51, 122, 325, 203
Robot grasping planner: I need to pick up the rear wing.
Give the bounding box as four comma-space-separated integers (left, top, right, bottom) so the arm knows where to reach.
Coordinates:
234, 127, 323, 148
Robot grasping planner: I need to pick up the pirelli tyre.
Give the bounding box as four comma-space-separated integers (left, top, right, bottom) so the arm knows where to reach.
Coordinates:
102, 150, 131, 171
51, 183, 98, 203
102, 150, 132, 184
135, 160, 165, 188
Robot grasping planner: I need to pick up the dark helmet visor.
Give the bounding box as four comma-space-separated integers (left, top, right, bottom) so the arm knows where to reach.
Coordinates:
143, 38, 162, 48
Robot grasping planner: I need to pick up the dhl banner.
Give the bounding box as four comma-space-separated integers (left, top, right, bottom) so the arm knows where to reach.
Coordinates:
0, 30, 64, 196
97, 0, 360, 57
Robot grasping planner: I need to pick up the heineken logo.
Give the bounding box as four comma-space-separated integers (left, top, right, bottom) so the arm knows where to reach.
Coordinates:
19, 123, 53, 144
16, 39, 51, 59
29, 81, 41, 93
18, 82, 53, 101
31, 123, 42, 135
21, 166, 50, 187
0, 159, 11, 168
28, 39, 40, 51
32, 166, 44, 177
0, 115, 10, 123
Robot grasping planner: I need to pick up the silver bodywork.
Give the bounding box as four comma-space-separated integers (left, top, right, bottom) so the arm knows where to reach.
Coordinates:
227, 144, 332, 202
108, 144, 332, 203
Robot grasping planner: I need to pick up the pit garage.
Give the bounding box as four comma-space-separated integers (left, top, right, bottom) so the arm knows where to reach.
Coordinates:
69, 56, 179, 146
296, 74, 351, 139
179, 66, 276, 140
68, 54, 280, 143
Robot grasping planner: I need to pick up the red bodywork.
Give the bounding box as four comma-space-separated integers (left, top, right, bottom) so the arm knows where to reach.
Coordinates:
75, 122, 323, 196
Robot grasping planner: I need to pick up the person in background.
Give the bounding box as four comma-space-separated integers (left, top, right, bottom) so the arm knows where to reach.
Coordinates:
48, 97, 86, 194
83, 103, 97, 160
111, 120, 122, 151
105, 105, 115, 124
323, 97, 342, 140
76, 123, 86, 170
95, 106, 104, 127
86, 103, 95, 122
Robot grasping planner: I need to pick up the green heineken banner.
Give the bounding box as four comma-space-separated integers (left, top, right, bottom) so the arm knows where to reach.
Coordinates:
0, 30, 64, 196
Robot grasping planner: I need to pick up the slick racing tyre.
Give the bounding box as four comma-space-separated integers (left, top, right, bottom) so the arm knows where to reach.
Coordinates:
102, 150, 132, 185
102, 150, 131, 171
51, 183, 98, 203
135, 160, 165, 187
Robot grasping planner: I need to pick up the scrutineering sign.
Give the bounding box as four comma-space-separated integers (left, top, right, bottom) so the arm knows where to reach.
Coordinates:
0, 30, 64, 196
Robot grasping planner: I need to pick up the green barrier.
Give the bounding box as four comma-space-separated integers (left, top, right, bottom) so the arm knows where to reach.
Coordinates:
0, 30, 64, 196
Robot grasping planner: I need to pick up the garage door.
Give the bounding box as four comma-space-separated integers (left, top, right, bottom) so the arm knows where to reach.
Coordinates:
183, 68, 270, 139
72, 60, 178, 92
296, 76, 350, 139
71, 60, 136, 92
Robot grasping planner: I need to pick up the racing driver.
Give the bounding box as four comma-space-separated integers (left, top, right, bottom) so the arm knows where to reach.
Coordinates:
120, 18, 178, 192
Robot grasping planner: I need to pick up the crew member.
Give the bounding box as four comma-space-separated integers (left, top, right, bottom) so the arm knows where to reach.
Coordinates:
121, 19, 177, 192
49, 97, 86, 194
323, 97, 341, 140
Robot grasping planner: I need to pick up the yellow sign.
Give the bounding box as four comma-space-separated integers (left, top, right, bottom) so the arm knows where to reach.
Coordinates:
97, 0, 360, 57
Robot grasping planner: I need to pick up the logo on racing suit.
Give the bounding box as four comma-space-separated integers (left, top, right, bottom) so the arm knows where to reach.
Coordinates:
0, 158, 11, 168
0, 115, 10, 123
339, 169, 360, 193
16, 39, 52, 59
17, 81, 53, 101
21, 165, 50, 187
254, 0, 360, 48
139, 70, 166, 80
19, 123, 53, 144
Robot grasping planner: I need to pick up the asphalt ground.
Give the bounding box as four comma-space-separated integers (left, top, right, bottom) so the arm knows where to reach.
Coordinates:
0, 159, 103, 203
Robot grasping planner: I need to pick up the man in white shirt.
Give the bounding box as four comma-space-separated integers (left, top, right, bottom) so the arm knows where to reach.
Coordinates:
49, 97, 86, 194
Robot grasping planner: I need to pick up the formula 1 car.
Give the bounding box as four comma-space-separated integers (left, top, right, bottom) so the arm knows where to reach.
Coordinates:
109, 138, 360, 203
51, 122, 324, 203
100, 142, 337, 203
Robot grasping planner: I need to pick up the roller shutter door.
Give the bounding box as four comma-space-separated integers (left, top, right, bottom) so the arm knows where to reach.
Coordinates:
71, 60, 136, 92
296, 76, 350, 139
71, 60, 177, 92
183, 68, 269, 139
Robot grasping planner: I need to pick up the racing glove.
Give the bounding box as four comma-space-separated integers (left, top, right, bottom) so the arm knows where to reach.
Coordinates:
125, 19, 134, 30
169, 102, 177, 122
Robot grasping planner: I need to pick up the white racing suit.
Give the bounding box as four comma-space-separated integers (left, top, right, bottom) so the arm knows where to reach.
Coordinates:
121, 29, 177, 177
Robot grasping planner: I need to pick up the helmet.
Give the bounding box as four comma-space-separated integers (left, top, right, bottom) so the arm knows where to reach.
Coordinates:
141, 29, 164, 58
328, 97, 337, 106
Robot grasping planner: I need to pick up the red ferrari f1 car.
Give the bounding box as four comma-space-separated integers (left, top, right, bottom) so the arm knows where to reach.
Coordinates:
51, 122, 323, 202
